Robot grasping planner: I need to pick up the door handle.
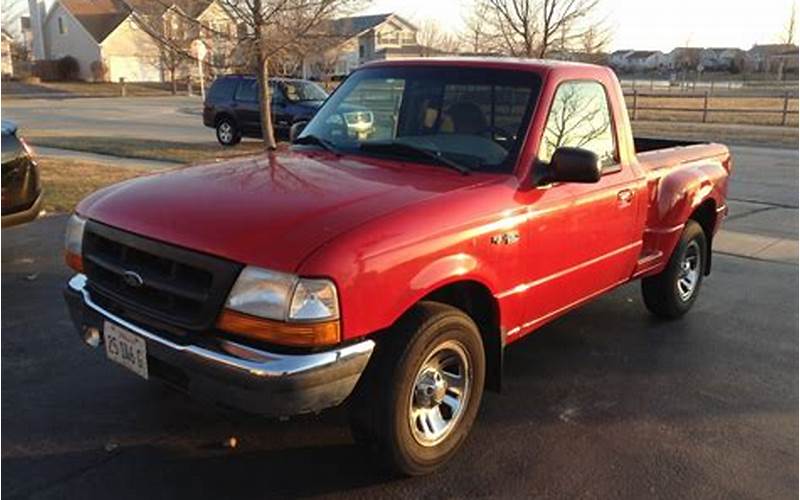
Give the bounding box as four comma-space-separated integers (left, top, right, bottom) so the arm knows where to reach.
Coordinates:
617, 189, 634, 205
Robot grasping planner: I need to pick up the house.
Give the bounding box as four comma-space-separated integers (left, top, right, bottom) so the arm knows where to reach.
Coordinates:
626, 50, 667, 71
302, 13, 421, 79
608, 49, 666, 72
667, 47, 704, 71
2, 29, 14, 77
746, 44, 799, 73
699, 47, 745, 72
608, 49, 633, 70
27, 0, 236, 82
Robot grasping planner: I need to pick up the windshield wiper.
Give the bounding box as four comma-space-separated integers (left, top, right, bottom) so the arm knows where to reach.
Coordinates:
294, 134, 341, 155
359, 141, 472, 175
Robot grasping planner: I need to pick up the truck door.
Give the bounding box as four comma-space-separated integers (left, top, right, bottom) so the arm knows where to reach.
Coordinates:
516, 80, 641, 327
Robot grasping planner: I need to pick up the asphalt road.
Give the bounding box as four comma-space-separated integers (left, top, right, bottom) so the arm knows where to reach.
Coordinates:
3, 96, 215, 144
2, 145, 798, 497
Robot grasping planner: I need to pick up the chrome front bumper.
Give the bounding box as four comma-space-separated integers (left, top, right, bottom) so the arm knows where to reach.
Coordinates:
64, 274, 375, 417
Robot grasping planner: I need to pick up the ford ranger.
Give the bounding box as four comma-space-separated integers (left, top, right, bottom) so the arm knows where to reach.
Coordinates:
64, 58, 731, 476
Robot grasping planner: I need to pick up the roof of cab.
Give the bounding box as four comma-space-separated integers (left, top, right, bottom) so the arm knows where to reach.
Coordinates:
1, 120, 17, 136
361, 56, 604, 73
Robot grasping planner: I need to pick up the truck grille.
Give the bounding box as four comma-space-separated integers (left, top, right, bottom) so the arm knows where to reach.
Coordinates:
82, 221, 242, 331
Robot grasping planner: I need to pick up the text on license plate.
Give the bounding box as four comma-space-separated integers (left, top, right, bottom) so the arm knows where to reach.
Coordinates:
104, 321, 148, 380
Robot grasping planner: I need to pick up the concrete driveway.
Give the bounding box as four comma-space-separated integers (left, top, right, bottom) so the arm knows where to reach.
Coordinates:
1, 141, 797, 498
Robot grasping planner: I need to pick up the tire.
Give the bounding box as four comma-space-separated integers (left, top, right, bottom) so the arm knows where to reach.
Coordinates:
642, 220, 707, 319
349, 301, 485, 476
216, 117, 241, 146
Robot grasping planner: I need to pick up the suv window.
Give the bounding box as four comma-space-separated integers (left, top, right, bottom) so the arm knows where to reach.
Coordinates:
538, 81, 616, 168
234, 79, 258, 102
208, 77, 238, 101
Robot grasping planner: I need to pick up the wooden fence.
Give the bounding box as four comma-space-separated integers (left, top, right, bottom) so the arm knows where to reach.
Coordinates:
625, 91, 799, 127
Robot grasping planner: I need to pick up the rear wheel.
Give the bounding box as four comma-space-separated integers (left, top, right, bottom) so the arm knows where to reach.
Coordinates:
349, 302, 485, 476
216, 117, 241, 146
642, 220, 707, 319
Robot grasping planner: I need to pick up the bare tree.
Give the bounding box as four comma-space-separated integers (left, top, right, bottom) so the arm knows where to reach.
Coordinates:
219, 0, 364, 150
476, 0, 603, 58
782, 2, 796, 45
417, 20, 461, 56
460, 1, 496, 54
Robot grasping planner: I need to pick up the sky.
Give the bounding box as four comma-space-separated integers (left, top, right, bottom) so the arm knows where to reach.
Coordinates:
361, 0, 797, 51
8, 0, 796, 51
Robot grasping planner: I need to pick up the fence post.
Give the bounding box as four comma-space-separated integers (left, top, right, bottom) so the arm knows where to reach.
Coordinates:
119, 77, 126, 97
702, 91, 709, 123
632, 89, 638, 121
782, 91, 790, 126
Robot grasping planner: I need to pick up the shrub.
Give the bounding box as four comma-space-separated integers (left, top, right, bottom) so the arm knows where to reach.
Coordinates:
56, 56, 80, 80
90, 60, 108, 82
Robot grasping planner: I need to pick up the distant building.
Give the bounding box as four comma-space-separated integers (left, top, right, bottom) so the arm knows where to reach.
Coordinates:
26, 0, 236, 82
699, 47, 745, 72
746, 44, 799, 74
302, 13, 422, 79
608, 49, 667, 72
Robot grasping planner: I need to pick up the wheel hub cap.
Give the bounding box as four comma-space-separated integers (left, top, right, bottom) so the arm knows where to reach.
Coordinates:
408, 340, 471, 447
677, 240, 701, 301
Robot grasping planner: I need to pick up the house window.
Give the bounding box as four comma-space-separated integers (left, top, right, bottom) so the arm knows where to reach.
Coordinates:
402, 32, 416, 45
58, 17, 67, 35
359, 44, 365, 59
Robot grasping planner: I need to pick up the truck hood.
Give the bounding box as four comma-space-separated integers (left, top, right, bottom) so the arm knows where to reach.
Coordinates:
78, 151, 493, 272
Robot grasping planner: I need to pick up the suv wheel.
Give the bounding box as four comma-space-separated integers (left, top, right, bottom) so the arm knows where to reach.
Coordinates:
216, 117, 241, 146
349, 301, 485, 476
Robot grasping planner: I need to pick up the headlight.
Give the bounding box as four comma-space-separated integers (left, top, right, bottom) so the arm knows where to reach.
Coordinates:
218, 266, 341, 347
64, 214, 87, 272
289, 278, 339, 321
224, 267, 297, 320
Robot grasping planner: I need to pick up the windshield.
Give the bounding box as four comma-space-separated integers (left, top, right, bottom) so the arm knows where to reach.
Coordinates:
298, 66, 542, 173
280, 80, 328, 102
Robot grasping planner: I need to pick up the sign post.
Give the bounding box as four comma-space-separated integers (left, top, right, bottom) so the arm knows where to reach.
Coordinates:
191, 39, 208, 100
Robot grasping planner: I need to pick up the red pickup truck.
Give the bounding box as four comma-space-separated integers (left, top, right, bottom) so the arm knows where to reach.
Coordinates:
64, 58, 731, 475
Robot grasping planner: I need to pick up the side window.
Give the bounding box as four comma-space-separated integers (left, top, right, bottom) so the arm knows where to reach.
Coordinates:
208, 77, 238, 101
539, 81, 617, 168
234, 79, 258, 102
271, 83, 285, 105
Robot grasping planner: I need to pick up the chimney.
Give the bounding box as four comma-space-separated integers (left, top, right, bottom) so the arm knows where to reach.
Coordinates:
27, 0, 46, 60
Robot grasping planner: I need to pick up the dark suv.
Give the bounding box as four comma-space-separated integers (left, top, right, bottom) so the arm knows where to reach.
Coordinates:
203, 75, 328, 145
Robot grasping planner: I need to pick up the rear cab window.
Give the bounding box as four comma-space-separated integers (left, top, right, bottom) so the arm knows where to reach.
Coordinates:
538, 80, 619, 172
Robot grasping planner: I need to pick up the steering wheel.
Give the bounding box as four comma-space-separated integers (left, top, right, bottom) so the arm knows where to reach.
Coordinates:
478, 125, 512, 143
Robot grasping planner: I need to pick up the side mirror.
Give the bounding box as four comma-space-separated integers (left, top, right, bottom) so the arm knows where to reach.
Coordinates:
547, 147, 602, 184
289, 121, 308, 143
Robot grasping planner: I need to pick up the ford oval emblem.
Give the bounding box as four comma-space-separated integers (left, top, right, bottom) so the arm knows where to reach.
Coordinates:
122, 270, 144, 288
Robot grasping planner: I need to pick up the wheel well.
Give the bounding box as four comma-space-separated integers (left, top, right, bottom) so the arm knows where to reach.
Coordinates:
689, 199, 716, 275
423, 281, 503, 393
215, 113, 236, 127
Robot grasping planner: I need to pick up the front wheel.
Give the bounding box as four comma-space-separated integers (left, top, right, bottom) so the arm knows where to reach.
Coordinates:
642, 220, 707, 319
349, 302, 485, 476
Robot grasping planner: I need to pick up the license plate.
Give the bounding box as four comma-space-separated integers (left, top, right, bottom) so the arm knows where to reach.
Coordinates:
104, 321, 148, 380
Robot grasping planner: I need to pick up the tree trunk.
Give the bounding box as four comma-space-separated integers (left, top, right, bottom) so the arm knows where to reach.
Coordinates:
257, 56, 277, 150
171, 68, 177, 95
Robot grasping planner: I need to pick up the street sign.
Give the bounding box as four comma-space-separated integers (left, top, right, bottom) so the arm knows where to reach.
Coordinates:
191, 39, 208, 100
192, 39, 208, 60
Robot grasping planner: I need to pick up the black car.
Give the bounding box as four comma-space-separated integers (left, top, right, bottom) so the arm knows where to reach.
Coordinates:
203, 75, 329, 146
2, 121, 42, 228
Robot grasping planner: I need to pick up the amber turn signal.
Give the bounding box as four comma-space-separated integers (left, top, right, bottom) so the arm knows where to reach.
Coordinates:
216, 309, 341, 347
65, 251, 84, 273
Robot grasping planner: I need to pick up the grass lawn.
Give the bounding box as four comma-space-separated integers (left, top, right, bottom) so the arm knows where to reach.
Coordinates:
3, 81, 179, 98
39, 158, 156, 213
624, 94, 799, 127
28, 135, 270, 164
